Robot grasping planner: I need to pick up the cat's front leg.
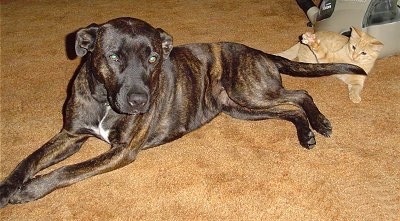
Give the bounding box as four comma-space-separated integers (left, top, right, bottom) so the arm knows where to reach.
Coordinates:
348, 84, 363, 103
337, 74, 366, 103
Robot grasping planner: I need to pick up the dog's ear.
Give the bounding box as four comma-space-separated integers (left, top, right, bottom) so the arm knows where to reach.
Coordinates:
75, 24, 99, 57
157, 28, 173, 58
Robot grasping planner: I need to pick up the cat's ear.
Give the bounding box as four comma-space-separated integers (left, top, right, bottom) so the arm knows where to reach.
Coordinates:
350, 27, 363, 39
371, 39, 384, 52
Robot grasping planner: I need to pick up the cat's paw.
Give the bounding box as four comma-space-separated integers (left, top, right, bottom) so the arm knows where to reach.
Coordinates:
349, 92, 362, 103
301, 32, 320, 48
301, 32, 315, 45
348, 85, 363, 103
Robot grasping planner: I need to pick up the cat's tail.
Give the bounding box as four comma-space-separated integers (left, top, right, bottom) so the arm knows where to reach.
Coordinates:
267, 54, 367, 77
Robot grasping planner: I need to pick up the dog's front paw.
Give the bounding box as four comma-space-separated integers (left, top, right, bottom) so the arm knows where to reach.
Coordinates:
9, 193, 35, 205
9, 188, 39, 205
8, 177, 47, 205
8, 174, 58, 205
0, 181, 19, 208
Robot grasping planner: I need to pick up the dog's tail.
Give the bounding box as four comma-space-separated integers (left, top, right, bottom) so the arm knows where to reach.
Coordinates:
266, 54, 367, 77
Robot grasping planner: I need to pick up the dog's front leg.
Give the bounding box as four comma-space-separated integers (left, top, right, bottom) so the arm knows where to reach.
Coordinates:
0, 130, 88, 208
7, 143, 138, 205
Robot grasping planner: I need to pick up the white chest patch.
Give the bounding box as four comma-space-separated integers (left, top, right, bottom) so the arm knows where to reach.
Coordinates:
91, 106, 111, 143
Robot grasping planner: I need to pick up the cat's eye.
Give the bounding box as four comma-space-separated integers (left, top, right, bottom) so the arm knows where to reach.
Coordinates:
352, 45, 356, 50
149, 54, 158, 63
109, 54, 120, 62
361, 52, 367, 55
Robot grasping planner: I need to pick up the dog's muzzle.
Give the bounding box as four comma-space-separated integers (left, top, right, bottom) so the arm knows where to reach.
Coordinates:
127, 92, 150, 114
109, 91, 150, 115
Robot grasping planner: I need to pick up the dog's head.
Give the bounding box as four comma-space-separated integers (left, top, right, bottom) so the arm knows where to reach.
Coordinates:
74, 17, 173, 115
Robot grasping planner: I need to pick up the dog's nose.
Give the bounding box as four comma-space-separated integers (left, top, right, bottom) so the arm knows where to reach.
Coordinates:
128, 93, 148, 108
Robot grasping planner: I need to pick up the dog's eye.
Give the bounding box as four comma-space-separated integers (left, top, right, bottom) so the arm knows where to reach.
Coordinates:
148, 55, 158, 63
109, 54, 120, 62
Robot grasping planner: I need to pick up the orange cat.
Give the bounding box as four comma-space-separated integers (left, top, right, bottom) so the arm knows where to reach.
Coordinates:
277, 27, 383, 103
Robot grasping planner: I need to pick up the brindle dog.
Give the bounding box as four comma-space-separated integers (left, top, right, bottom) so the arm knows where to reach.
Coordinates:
0, 17, 366, 207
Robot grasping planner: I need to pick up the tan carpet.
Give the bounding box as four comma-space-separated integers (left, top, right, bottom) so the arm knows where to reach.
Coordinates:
1, 0, 399, 220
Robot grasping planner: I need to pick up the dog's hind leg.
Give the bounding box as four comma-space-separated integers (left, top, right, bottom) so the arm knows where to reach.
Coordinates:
0, 130, 88, 207
279, 89, 332, 137
222, 87, 331, 148
224, 103, 317, 149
